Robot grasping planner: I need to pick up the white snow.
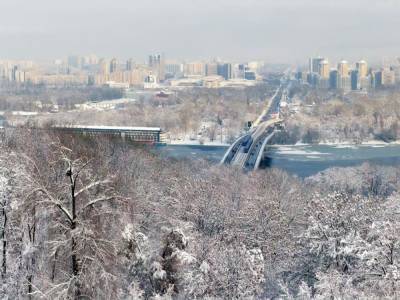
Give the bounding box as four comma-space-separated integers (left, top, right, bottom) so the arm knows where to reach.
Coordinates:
275, 146, 329, 156
333, 145, 359, 149
172, 250, 197, 265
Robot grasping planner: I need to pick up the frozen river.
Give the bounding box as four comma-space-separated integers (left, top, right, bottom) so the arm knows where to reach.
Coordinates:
155, 143, 400, 178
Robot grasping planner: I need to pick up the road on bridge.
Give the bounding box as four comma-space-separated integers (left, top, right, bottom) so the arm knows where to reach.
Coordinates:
221, 81, 286, 171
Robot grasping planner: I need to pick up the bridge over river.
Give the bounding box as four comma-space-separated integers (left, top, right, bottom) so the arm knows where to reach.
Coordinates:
220, 83, 285, 171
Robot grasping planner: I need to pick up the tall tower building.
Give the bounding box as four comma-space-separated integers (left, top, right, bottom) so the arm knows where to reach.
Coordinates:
382, 68, 396, 86
184, 62, 206, 76
99, 59, 110, 75
351, 70, 360, 90
205, 63, 218, 76
356, 60, 368, 78
110, 58, 117, 73
126, 58, 134, 71
309, 57, 325, 73
329, 70, 339, 89
217, 63, 232, 80
338, 60, 350, 77
165, 63, 182, 77
159, 54, 165, 81
148, 54, 165, 81
336, 61, 351, 91
318, 60, 330, 78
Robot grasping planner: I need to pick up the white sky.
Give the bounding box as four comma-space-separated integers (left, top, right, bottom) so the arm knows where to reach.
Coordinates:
0, 0, 399, 63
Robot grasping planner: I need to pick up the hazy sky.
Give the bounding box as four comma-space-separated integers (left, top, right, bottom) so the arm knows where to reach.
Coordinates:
0, 0, 399, 64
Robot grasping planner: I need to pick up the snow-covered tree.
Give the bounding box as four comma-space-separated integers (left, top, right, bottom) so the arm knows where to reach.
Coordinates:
22, 142, 124, 298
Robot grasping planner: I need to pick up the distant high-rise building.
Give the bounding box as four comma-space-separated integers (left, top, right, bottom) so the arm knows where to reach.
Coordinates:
317, 77, 330, 89
392, 65, 400, 83
338, 75, 351, 91
126, 59, 134, 71
217, 63, 232, 80
329, 70, 339, 89
148, 54, 165, 81
317, 61, 330, 89
351, 70, 360, 90
373, 68, 396, 88
99, 59, 110, 75
307, 73, 318, 86
10, 65, 25, 82
148, 55, 159, 68
234, 64, 246, 79
309, 57, 325, 73
338, 60, 350, 78
356, 60, 368, 78
165, 63, 183, 78
184, 62, 206, 76
205, 63, 218, 76
110, 58, 117, 73
382, 68, 396, 86
371, 71, 378, 89
318, 60, 330, 78
360, 75, 371, 90
244, 70, 256, 80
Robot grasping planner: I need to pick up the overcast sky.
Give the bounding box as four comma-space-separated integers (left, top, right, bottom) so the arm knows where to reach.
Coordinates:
0, 0, 399, 64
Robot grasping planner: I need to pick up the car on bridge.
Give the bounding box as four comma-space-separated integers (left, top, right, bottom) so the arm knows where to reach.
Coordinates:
241, 135, 253, 153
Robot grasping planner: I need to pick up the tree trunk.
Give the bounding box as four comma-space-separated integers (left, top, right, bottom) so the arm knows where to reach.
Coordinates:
51, 249, 58, 282
71, 220, 80, 299
69, 169, 80, 299
27, 209, 36, 299
1, 203, 7, 278
71, 221, 78, 276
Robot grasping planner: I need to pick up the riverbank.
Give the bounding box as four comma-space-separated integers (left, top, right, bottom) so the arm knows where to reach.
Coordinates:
317, 139, 400, 146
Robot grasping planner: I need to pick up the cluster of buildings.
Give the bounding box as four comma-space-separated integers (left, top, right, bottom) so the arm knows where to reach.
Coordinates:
167, 61, 261, 88
296, 57, 400, 92
91, 56, 264, 89
0, 54, 265, 89
0, 59, 90, 86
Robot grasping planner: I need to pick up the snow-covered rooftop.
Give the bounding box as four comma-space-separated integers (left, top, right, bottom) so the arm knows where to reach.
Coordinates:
56, 125, 162, 132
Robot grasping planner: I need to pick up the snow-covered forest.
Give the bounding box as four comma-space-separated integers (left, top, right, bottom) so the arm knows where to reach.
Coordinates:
283, 89, 400, 144
0, 129, 400, 299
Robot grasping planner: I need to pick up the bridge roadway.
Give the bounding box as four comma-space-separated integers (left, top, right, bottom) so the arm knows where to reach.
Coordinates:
220, 84, 284, 171
230, 118, 281, 171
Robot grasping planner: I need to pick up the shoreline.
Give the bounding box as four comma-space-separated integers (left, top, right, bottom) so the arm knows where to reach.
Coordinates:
318, 140, 400, 146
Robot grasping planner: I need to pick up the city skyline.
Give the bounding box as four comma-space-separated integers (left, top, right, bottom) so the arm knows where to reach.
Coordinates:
0, 53, 398, 69
0, 0, 399, 63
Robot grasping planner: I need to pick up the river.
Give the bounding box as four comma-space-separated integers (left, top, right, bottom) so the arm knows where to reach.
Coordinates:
155, 143, 400, 178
